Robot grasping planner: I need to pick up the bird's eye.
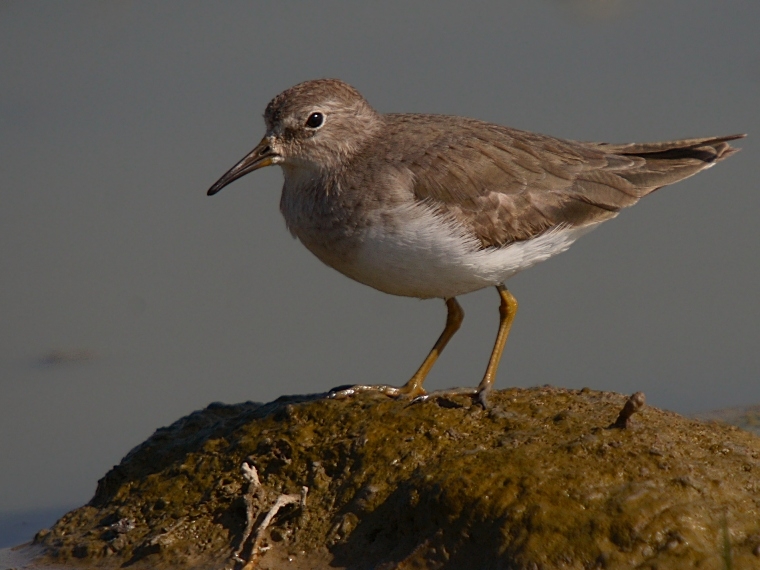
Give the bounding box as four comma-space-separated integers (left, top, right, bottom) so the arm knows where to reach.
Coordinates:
305, 112, 324, 129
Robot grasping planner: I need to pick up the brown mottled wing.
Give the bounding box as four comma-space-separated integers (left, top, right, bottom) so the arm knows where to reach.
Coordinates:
386, 114, 743, 248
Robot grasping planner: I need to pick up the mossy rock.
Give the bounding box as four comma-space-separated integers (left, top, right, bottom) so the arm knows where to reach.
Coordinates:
33, 387, 760, 569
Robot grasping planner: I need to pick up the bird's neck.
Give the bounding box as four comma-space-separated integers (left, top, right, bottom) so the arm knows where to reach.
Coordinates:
281, 162, 334, 195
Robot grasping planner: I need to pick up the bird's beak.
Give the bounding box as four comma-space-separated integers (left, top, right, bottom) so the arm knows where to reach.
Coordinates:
207, 137, 278, 196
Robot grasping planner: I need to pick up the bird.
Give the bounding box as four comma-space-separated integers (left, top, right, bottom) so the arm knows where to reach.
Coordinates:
207, 78, 742, 405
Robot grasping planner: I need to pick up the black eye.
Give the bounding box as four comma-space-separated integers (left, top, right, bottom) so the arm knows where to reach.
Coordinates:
305, 112, 324, 129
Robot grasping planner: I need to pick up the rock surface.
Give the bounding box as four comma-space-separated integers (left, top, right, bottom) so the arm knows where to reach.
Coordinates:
31, 387, 760, 569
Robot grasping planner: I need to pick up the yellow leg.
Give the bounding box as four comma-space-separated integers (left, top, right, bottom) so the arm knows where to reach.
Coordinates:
328, 287, 515, 404
476, 285, 518, 394
327, 297, 463, 400
398, 297, 464, 397
402, 285, 518, 407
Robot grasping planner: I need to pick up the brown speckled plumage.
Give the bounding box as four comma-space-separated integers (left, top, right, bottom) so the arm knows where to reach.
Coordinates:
351, 113, 741, 248
212, 79, 742, 250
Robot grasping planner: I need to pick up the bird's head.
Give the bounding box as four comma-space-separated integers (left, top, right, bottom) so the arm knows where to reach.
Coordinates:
207, 79, 381, 196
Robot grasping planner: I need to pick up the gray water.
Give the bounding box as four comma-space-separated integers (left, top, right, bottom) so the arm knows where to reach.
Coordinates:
2, 0, 758, 549
0, 508, 74, 550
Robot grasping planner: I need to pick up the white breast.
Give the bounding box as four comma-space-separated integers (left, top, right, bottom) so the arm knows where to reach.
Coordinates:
341, 202, 602, 299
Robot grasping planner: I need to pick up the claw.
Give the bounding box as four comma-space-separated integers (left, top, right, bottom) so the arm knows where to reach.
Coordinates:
476, 389, 490, 410
407, 386, 491, 408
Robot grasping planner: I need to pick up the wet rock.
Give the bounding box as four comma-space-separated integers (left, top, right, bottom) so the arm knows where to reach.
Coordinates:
30, 387, 760, 569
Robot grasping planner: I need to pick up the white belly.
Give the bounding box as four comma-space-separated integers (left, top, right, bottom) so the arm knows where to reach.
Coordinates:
338, 203, 602, 299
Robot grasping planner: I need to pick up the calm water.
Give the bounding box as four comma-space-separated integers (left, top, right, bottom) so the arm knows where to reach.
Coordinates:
0, 508, 74, 550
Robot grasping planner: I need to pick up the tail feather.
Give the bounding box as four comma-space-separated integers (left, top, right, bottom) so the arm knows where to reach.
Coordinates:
598, 134, 744, 197
600, 134, 744, 158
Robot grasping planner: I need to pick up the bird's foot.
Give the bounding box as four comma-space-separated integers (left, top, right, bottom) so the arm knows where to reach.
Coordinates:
326, 383, 426, 400
412, 386, 491, 409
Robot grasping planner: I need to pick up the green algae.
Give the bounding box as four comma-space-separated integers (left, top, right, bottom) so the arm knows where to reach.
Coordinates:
34, 387, 760, 569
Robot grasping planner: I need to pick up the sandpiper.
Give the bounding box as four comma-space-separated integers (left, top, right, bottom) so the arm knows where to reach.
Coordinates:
207, 79, 742, 405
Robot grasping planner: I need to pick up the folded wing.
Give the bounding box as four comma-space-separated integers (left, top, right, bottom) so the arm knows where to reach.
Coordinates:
391, 114, 743, 248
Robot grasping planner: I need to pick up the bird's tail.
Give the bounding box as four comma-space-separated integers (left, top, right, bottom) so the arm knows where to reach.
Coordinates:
598, 134, 745, 196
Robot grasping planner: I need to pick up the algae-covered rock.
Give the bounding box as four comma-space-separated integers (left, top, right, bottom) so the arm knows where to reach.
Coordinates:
34, 387, 760, 569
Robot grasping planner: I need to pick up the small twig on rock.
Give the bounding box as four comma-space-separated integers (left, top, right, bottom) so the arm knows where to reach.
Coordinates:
243, 487, 308, 569
231, 461, 309, 570
232, 462, 264, 563
610, 391, 646, 429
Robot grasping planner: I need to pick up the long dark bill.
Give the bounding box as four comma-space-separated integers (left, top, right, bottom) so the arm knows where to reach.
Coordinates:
207, 137, 277, 196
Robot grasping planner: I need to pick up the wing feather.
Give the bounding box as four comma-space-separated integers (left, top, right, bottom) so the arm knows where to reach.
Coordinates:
370, 115, 742, 248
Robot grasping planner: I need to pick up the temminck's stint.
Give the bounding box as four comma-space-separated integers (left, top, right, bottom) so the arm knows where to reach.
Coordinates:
208, 79, 743, 405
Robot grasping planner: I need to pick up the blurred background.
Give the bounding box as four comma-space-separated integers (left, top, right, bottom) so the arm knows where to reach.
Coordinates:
1, 0, 758, 548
